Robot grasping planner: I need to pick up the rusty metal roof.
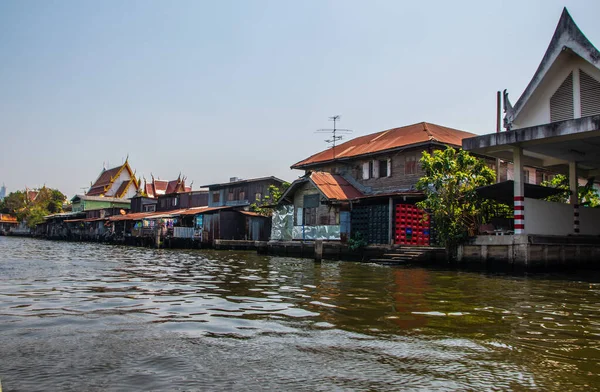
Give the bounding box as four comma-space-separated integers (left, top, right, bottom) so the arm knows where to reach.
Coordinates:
64, 217, 105, 223
177, 206, 229, 216
0, 214, 17, 223
310, 172, 363, 201
292, 122, 475, 169
109, 212, 162, 222
108, 206, 230, 221
238, 210, 266, 218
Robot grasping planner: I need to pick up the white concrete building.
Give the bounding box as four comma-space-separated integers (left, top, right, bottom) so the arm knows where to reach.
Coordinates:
462, 8, 600, 269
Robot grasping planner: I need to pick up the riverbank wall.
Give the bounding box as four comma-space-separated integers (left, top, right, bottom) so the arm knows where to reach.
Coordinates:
458, 234, 600, 271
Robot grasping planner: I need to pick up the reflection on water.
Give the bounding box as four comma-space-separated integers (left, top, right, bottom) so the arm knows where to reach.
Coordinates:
0, 237, 599, 391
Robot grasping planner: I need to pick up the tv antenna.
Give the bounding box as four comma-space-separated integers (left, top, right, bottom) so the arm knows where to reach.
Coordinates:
315, 115, 353, 159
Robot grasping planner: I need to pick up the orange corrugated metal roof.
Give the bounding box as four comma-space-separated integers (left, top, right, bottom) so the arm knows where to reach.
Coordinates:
239, 210, 265, 217
310, 172, 363, 201
0, 214, 18, 223
178, 206, 228, 215
109, 212, 162, 222
292, 122, 475, 169
108, 206, 229, 221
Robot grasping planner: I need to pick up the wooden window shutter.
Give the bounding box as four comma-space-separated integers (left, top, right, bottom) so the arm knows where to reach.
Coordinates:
550, 71, 574, 122
580, 69, 600, 117
372, 160, 380, 178
362, 162, 370, 179
387, 159, 392, 177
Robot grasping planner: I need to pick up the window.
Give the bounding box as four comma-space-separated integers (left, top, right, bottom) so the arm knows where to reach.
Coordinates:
405, 155, 417, 175
304, 207, 317, 226
542, 173, 555, 184
362, 162, 370, 179
227, 191, 234, 201
319, 209, 338, 225
239, 191, 245, 201
143, 204, 156, 212
379, 159, 391, 177
303, 194, 319, 226
523, 170, 530, 184
212, 192, 220, 203
255, 192, 262, 201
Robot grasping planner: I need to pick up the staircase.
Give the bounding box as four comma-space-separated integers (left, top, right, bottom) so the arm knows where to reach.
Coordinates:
369, 246, 445, 265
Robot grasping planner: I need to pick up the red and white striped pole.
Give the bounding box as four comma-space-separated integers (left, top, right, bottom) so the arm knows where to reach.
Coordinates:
513, 147, 525, 235
514, 196, 525, 234
573, 204, 580, 234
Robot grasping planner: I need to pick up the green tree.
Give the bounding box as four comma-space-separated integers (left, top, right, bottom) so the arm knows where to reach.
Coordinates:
416, 148, 496, 259
0, 187, 66, 228
249, 183, 290, 216
2, 190, 26, 216
541, 174, 600, 207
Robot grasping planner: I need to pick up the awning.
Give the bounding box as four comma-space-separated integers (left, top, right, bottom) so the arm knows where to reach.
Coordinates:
475, 180, 568, 205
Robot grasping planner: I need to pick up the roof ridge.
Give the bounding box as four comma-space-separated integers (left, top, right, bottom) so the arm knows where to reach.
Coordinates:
506, 7, 600, 127
422, 122, 435, 141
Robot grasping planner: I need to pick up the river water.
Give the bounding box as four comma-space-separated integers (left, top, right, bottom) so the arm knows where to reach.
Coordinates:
0, 237, 599, 391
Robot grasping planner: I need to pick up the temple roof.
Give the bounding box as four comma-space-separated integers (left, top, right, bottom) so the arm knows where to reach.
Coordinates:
87, 161, 139, 197
144, 175, 192, 198
505, 8, 600, 127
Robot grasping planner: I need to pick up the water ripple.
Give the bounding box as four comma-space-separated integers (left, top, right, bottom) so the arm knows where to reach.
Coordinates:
1, 237, 599, 391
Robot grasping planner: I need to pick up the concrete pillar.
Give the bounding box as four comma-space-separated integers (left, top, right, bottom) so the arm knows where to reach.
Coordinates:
314, 239, 323, 262
513, 147, 525, 235
570, 161, 580, 234
569, 161, 578, 205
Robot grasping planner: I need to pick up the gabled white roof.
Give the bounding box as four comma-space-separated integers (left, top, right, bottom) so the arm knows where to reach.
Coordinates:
505, 8, 600, 128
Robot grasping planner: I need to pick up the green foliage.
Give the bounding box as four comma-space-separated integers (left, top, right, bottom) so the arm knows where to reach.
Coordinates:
416, 148, 496, 257
348, 231, 368, 251
250, 182, 291, 216
541, 174, 600, 207
1, 190, 26, 215
1, 187, 67, 228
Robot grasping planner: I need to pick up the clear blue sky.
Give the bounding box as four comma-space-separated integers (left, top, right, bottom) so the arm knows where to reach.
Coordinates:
1, 0, 599, 197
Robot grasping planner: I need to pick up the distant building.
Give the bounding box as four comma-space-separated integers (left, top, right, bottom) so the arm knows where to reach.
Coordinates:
70, 195, 132, 213
0, 183, 6, 201
0, 214, 17, 234
130, 174, 207, 213
86, 159, 140, 199
203, 176, 286, 208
